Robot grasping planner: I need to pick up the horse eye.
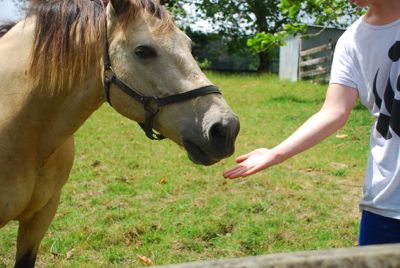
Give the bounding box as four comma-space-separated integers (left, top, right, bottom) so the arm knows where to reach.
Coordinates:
135, 45, 157, 59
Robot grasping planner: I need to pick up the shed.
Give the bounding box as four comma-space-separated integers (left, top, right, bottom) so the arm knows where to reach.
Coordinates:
279, 25, 345, 82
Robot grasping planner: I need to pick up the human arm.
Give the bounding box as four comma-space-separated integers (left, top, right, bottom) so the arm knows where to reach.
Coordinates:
223, 83, 359, 179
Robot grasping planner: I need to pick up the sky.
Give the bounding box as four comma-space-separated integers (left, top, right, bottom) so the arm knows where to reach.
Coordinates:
0, 1, 21, 21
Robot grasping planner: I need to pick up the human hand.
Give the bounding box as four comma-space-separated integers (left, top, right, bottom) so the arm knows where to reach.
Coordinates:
223, 148, 281, 179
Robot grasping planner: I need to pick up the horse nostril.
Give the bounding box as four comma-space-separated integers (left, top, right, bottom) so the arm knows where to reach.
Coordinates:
209, 123, 227, 142
207, 118, 239, 158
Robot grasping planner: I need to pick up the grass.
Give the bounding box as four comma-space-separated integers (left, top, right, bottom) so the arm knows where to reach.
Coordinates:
0, 73, 373, 267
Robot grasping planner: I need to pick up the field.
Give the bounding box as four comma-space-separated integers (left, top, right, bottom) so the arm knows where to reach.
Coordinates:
0, 73, 373, 267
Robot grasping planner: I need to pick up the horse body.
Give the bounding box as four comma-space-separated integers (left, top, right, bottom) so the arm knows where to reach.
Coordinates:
0, 18, 104, 265
0, 0, 239, 267
0, 19, 105, 265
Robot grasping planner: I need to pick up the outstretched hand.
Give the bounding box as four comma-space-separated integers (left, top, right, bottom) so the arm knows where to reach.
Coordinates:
223, 148, 280, 179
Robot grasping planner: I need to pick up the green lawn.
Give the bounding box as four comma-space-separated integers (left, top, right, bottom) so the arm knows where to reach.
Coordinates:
0, 73, 373, 267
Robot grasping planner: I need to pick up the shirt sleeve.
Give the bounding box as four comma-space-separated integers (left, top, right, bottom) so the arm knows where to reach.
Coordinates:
330, 33, 360, 90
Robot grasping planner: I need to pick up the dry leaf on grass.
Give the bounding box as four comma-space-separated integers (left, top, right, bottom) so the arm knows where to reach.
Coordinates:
50, 252, 59, 260
66, 249, 74, 259
137, 255, 154, 266
336, 134, 348, 139
159, 177, 168, 184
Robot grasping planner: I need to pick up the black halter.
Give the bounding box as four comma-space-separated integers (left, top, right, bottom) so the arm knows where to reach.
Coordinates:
103, 23, 221, 140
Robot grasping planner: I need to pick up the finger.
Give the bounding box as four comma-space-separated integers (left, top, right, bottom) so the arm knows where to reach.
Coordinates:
223, 166, 242, 178
235, 153, 251, 163
223, 167, 243, 178
241, 165, 265, 177
224, 165, 251, 179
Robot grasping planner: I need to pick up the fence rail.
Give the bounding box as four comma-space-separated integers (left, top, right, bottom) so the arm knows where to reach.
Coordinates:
299, 42, 334, 82
157, 244, 400, 268
300, 43, 332, 57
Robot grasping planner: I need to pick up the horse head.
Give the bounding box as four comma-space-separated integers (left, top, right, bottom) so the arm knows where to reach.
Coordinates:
103, 0, 240, 165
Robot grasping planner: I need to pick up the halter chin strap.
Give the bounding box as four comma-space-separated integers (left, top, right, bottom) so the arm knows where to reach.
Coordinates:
103, 28, 221, 140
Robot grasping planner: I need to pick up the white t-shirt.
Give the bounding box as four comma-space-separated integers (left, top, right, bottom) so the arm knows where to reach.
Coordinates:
330, 17, 400, 219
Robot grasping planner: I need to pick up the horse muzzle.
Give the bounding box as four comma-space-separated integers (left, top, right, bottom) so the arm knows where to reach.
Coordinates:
182, 115, 240, 166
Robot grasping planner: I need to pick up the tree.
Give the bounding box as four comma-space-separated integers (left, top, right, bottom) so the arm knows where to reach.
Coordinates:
182, 0, 363, 72
280, 0, 363, 29
247, 0, 364, 65
185, 0, 288, 72
159, 0, 186, 21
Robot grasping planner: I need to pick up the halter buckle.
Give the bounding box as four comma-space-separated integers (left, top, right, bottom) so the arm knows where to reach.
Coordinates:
104, 67, 115, 83
143, 97, 160, 115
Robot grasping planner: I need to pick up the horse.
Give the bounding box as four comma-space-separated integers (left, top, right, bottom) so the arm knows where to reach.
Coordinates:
0, 0, 240, 267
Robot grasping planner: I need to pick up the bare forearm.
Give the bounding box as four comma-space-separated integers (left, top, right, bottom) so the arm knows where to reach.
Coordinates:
223, 84, 358, 179
271, 109, 348, 163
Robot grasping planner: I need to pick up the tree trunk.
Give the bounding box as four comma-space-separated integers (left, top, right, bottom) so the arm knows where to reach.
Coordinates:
258, 51, 271, 73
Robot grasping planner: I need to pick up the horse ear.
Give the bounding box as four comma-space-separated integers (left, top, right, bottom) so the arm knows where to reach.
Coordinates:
109, 0, 130, 16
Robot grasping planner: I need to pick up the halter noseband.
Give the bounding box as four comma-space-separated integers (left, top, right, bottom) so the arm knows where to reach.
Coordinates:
102, 19, 221, 140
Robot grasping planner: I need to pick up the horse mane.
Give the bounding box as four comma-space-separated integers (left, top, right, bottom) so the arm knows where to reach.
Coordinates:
0, 22, 17, 38
27, 0, 172, 93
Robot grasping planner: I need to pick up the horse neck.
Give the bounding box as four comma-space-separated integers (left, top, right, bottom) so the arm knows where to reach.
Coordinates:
0, 18, 105, 163
36, 62, 105, 156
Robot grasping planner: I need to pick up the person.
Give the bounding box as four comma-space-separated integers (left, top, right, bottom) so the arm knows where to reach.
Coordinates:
223, 0, 400, 246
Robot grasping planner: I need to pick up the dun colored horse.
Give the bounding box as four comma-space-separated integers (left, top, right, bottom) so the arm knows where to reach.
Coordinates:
0, 0, 240, 267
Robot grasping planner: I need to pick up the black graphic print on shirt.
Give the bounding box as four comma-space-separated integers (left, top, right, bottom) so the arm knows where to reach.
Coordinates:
372, 41, 400, 140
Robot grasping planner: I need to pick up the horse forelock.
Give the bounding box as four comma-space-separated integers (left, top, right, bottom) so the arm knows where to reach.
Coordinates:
119, 0, 173, 28
28, 0, 172, 93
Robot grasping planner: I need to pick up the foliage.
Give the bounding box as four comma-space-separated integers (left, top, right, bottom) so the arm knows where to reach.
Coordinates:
188, 0, 285, 35
183, 0, 287, 71
176, 0, 364, 72
159, 0, 187, 26
246, 32, 286, 54
0, 73, 373, 267
280, 0, 364, 29
188, 29, 259, 72
197, 58, 212, 70
247, 0, 364, 55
